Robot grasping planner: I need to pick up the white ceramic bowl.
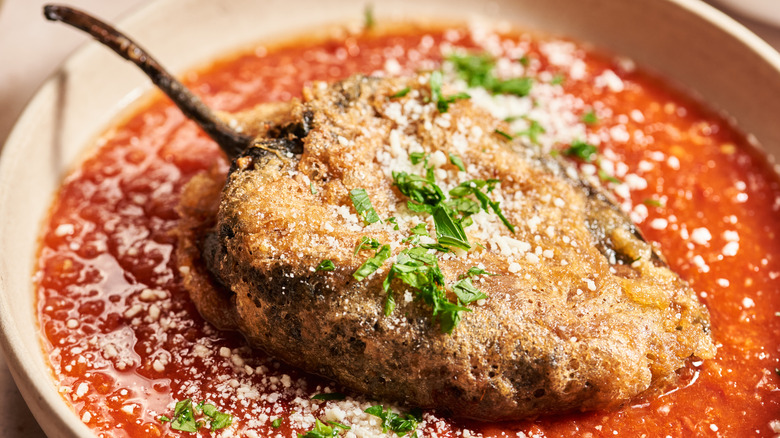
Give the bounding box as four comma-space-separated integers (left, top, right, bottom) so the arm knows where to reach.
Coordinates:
1, 0, 780, 436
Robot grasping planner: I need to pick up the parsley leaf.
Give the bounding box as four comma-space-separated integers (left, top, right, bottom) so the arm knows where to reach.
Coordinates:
168, 398, 200, 432
432, 205, 471, 250
409, 152, 427, 165
311, 392, 347, 401
582, 110, 598, 125
452, 278, 488, 304
353, 244, 391, 281
365, 405, 422, 437
161, 399, 232, 433
298, 419, 350, 438
355, 236, 381, 255
271, 418, 283, 428
392, 171, 444, 211
364, 4, 375, 30
429, 71, 470, 113
449, 180, 515, 233
197, 401, 233, 431
598, 168, 621, 184
515, 119, 545, 145
447, 52, 534, 97
461, 267, 495, 278
643, 198, 664, 208
383, 247, 472, 333
494, 129, 514, 141
316, 260, 336, 271
449, 153, 466, 171
550, 74, 565, 85
391, 87, 411, 98
564, 140, 597, 162
350, 188, 381, 225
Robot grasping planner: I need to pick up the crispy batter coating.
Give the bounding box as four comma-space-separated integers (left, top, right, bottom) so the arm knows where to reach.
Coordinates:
176, 75, 715, 421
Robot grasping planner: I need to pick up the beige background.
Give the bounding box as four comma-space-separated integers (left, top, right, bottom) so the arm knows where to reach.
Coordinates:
0, 0, 778, 436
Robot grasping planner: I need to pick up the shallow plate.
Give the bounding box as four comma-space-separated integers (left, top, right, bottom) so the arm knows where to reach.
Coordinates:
1, 0, 780, 436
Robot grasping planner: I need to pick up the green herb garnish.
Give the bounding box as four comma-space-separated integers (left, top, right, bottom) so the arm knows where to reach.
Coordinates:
409, 152, 427, 165
310, 182, 318, 194
162, 398, 200, 432
449, 179, 515, 233
197, 401, 233, 431
316, 260, 336, 272
643, 198, 664, 208
494, 129, 514, 141
364, 405, 422, 437
564, 140, 597, 162
382, 247, 471, 333
449, 153, 466, 171
160, 399, 233, 433
298, 419, 350, 438
353, 244, 391, 281
350, 188, 381, 225
452, 277, 488, 304
447, 52, 534, 97
355, 236, 382, 255
387, 216, 399, 230
391, 87, 411, 98
364, 4, 375, 30
432, 205, 471, 250
550, 74, 565, 85
460, 267, 495, 279
582, 110, 598, 125
311, 392, 347, 401
516, 119, 545, 145
598, 169, 621, 184
430, 70, 470, 113
271, 418, 283, 428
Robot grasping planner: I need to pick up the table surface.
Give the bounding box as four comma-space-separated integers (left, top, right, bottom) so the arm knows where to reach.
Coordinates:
1, 1, 779, 436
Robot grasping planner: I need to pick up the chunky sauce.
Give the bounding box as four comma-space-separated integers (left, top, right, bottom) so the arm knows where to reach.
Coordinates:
36, 26, 780, 437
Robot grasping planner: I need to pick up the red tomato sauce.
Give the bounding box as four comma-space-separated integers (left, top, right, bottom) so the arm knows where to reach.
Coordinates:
36, 26, 780, 437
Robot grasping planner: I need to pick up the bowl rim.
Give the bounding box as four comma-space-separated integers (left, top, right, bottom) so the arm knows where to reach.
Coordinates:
1, 0, 779, 436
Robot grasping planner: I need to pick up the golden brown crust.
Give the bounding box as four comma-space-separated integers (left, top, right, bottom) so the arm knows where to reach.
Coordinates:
176, 75, 715, 421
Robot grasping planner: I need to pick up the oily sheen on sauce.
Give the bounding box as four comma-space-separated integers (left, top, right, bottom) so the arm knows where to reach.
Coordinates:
36, 27, 780, 437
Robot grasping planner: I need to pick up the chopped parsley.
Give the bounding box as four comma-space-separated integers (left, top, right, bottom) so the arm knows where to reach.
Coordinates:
409, 151, 427, 165
391, 86, 411, 98
643, 198, 665, 208
449, 179, 515, 233
550, 74, 565, 85
355, 236, 381, 255
271, 418, 283, 428
299, 419, 350, 438
387, 216, 399, 230
598, 168, 621, 184
494, 129, 514, 141
364, 405, 422, 437
429, 70, 470, 113
310, 182, 318, 194
564, 140, 598, 162
363, 4, 375, 30
311, 392, 347, 401
447, 52, 533, 97
516, 119, 546, 145
460, 266, 495, 278
349, 188, 381, 225
518, 55, 530, 67
316, 260, 336, 271
197, 401, 233, 431
159, 398, 233, 433
449, 153, 466, 171
432, 205, 471, 250
353, 244, 391, 281
582, 109, 598, 125
452, 277, 488, 304
382, 247, 471, 333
